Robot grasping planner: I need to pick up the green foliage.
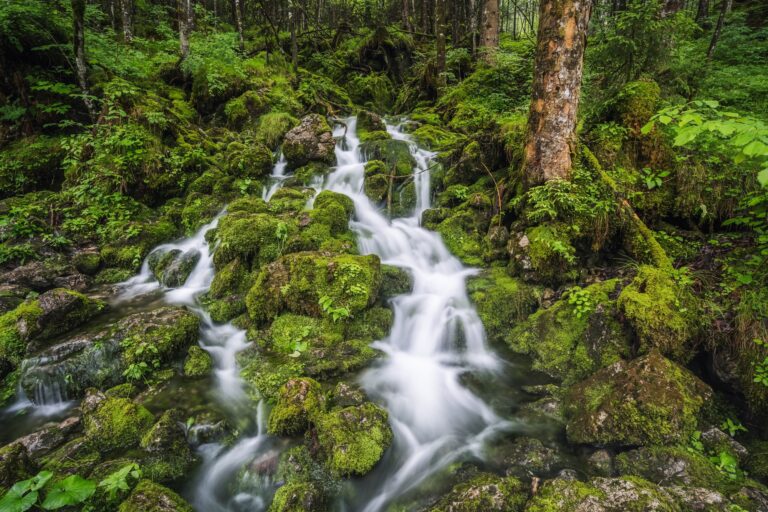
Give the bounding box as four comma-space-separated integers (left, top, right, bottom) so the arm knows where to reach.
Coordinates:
98, 464, 142, 503
566, 286, 594, 319
319, 295, 351, 322
640, 168, 670, 190
721, 418, 747, 437
0, 471, 95, 512
0, 471, 52, 512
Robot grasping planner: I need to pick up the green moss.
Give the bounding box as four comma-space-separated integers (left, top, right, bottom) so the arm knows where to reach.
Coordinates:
359, 130, 391, 143
467, 268, 539, 343
617, 79, 662, 136
379, 265, 412, 301
435, 210, 485, 266
223, 140, 274, 179
245, 252, 381, 326
40, 437, 101, 476
314, 402, 392, 476
521, 224, 579, 284
181, 193, 224, 234
506, 279, 629, 384
618, 265, 699, 362
267, 378, 325, 435
73, 252, 102, 275
213, 211, 298, 270
140, 409, 195, 483
364, 160, 389, 204
118, 479, 193, 512
615, 446, 733, 492
256, 112, 299, 149
410, 124, 462, 151
346, 307, 393, 340
524, 478, 605, 512
0, 442, 32, 491
0, 369, 20, 407
565, 351, 712, 446
224, 90, 265, 128
311, 191, 354, 235
84, 397, 155, 452
238, 348, 304, 403
0, 300, 43, 369
428, 473, 527, 512
359, 139, 415, 177
95, 268, 134, 284
745, 440, 768, 482
120, 307, 199, 366
269, 481, 325, 512
0, 135, 65, 198
183, 345, 213, 377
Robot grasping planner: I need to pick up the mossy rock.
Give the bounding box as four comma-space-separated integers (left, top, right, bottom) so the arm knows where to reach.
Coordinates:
0, 443, 33, 491
94, 268, 134, 285
428, 473, 527, 512
213, 211, 298, 270
615, 446, 732, 491
359, 138, 415, 178
617, 265, 699, 362
565, 351, 712, 446
434, 210, 487, 266
73, 252, 102, 275
313, 402, 392, 476
282, 114, 335, 168
238, 347, 304, 403
410, 124, 462, 151
83, 395, 155, 452
506, 279, 630, 384
524, 477, 606, 511
311, 190, 354, 235
269, 481, 325, 512
224, 90, 266, 128
745, 440, 768, 482
0, 135, 65, 199
140, 409, 195, 482
40, 436, 101, 476
357, 110, 386, 134
467, 268, 539, 344
120, 307, 200, 366
508, 224, 579, 285
100, 220, 178, 271
245, 252, 381, 326
267, 378, 325, 435
148, 248, 201, 288
363, 160, 389, 204
118, 479, 193, 512
379, 265, 412, 302
256, 112, 299, 149
183, 345, 213, 377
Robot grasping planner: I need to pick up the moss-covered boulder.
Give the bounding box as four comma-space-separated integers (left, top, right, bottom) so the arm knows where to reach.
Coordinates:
83, 393, 155, 452
314, 402, 392, 476
269, 481, 325, 512
428, 473, 527, 512
268, 378, 325, 435
140, 409, 195, 482
508, 224, 579, 285
213, 211, 298, 270
0, 443, 33, 491
507, 279, 629, 384
183, 345, 213, 377
379, 265, 412, 302
565, 351, 712, 446
100, 220, 178, 271
617, 265, 699, 362
118, 479, 193, 512
523, 477, 606, 511
245, 252, 381, 326
359, 138, 415, 178
282, 114, 335, 168
223, 140, 274, 179
357, 110, 386, 135
119, 307, 200, 366
148, 248, 201, 288
467, 268, 539, 343
615, 446, 730, 490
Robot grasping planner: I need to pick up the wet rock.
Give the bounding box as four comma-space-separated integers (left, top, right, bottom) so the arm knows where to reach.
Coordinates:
40, 436, 100, 476
313, 402, 392, 476
0, 260, 70, 291
665, 486, 728, 510
357, 110, 386, 133
590, 477, 681, 511
140, 409, 195, 482
186, 410, 231, 446
270, 481, 325, 512
72, 249, 101, 275
267, 378, 325, 435
0, 442, 33, 489
118, 479, 193, 512
331, 382, 365, 408
565, 351, 712, 446
427, 473, 527, 512
0, 284, 27, 314
247, 448, 282, 477
379, 265, 412, 302
282, 114, 335, 168
15, 416, 79, 460
615, 446, 727, 489
587, 449, 614, 477
148, 248, 201, 288
502, 437, 563, 479
34, 288, 106, 340
520, 396, 565, 423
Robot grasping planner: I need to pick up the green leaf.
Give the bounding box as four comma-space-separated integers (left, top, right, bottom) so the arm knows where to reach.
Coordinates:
41, 476, 95, 510
0, 489, 38, 512
758, 168, 768, 188
742, 140, 768, 157
640, 121, 655, 135
673, 125, 701, 146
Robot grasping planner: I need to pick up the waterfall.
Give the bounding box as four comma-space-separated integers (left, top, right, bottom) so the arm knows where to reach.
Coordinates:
108, 115, 509, 511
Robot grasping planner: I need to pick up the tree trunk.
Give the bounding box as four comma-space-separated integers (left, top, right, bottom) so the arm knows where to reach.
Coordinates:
234, 0, 245, 51
481, 0, 499, 59
120, 0, 133, 42
435, 0, 446, 85
178, 0, 193, 61
71, 0, 95, 119
695, 0, 709, 24
290, 0, 298, 72
523, 0, 593, 185
707, 0, 731, 59
660, 0, 683, 17
402, 0, 412, 31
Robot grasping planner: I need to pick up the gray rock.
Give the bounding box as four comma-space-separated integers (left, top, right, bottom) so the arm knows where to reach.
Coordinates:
282, 114, 335, 168
587, 449, 614, 477
503, 437, 563, 478
701, 427, 749, 463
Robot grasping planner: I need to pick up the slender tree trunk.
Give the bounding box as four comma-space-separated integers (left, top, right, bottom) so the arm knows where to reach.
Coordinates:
660, 0, 683, 17
71, 0, 95, 119
707, 0, 731, 59
234, 0, 245, 51
481, 0, 500, 60
290, 0, 298, 72
120, 0, 133, 42
402, 0, 412, 30
435, 0, 446, 85
178, 0, 193, 61
695, 0, 709, 24
523, 0, 593, 185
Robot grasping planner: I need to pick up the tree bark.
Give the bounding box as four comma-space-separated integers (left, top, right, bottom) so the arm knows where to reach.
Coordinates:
71, 0, 95, 119
707, 0, 731, 59
120, 0, 133, 42
481, 0, 500, 59
234, 0, 245, 51
695, 0, 709, 25
178, 0, 193, 61
523, 0, 593, 185
435, 0, 446, 84
660, 0, 683, 17
290, 0, 298, 72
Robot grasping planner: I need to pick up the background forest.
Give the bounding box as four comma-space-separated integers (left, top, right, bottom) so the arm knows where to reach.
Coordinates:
1, 0, 768, 510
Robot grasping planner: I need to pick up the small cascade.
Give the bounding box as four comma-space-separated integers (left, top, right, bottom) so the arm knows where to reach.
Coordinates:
262, 153, 288, 202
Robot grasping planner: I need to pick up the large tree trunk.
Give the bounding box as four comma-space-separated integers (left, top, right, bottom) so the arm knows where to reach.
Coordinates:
290, 0, 298, 72
120, 0, 133, 42
695, 0, 709, 25
707, 0, 732, 59
234, 0, 245, 51
178, 0, 193, 61
660, 0, 683, 18
481, 0, 499, 59
71, 0, 95, 119
523, 0, 593, 185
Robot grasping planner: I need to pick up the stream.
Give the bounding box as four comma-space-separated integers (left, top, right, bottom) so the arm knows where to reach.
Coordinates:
0, 115, 546, 511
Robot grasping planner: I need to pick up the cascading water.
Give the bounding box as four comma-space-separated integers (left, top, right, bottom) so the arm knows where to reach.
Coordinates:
80, 115, 510, 511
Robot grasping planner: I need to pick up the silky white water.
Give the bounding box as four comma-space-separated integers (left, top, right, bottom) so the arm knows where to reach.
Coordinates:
105, 115, 509, 511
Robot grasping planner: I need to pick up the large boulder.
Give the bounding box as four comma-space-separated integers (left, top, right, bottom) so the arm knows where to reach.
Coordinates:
82, 391, 155, 452
428, 473, 527, 512
140, 409, 195, 482
282, 114, 335, 168
148, 248, 201, 288
118, 479, 193, 512
267, 378, 325, 435
565, 351, 712, 446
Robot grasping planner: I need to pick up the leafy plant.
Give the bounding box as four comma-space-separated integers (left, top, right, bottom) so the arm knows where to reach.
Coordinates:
98, 463, 141, 502
721, 418, 748, 437
319, 295, 351, 322
0, 471, 95, 512
122, 362, 151, 382
0, 471, 52, 512
41, 475, 96, 510
710, 451, 740, 480
566, 287, 594, 319
641, 167, 670, 190
688, 430, 705, 453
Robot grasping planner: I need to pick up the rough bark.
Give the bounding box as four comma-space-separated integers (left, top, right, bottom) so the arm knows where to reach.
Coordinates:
435, 0, 446, 85
660, 0, 683, 18
71, 0, 95, 119
290, 0, 298, 72
707, 0, 732, 59
234, 0, 245, 51
523, 0, 593, 185
178, 0, 193, 61
481, 0, 500, 59
120, 0, 133, 42
695, 0, 709, 25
